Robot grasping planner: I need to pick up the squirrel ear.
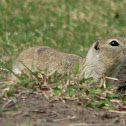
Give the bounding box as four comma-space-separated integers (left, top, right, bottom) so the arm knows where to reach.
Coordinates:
94, 41, 100, 50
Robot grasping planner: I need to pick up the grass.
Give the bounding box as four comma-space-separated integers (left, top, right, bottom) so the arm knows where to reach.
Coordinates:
1, 0, 126, 115
1, 1, 126, 58
1, 66, 126, 110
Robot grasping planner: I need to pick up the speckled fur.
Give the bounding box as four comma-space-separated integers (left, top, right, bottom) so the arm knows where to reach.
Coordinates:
12, 37, 126, 83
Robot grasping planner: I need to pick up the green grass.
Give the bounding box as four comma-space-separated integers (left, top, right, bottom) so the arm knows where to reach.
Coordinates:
1, 0, 126, 111
1, 0, 126, 59
1, 69, 126, 110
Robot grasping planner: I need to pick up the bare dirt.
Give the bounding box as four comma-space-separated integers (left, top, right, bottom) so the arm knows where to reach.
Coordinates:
0, 90, 126, 126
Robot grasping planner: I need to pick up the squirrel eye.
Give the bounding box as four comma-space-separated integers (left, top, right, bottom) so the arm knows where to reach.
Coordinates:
109, 40, 119, 46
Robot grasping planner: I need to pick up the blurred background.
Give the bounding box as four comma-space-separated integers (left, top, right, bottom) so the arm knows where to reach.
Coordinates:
1, 0, 126, 72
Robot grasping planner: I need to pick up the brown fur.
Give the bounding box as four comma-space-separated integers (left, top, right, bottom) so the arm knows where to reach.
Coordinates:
12, 37, 126, 83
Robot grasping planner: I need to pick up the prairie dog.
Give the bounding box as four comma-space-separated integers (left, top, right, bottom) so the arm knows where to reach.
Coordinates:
11, 37, 126, 83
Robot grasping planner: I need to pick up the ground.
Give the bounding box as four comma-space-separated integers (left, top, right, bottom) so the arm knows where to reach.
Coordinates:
1, 1, 126, 125
0, 92, 126, 126
1, 64, 126, 126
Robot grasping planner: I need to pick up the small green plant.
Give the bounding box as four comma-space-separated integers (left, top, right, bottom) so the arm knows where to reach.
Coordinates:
5, 85, 15, 98
73, 63, 79, 77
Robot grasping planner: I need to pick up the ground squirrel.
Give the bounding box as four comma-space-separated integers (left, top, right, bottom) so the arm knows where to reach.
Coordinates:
11, 37, 126, 84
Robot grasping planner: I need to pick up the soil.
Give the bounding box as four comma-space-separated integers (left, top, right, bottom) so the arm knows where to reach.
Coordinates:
0, 89, 126, 126
0, 65, 126, 126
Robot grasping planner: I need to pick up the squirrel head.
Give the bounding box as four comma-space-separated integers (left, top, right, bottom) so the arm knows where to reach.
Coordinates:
81, 37, 126, 81
92, 37, 126, 64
